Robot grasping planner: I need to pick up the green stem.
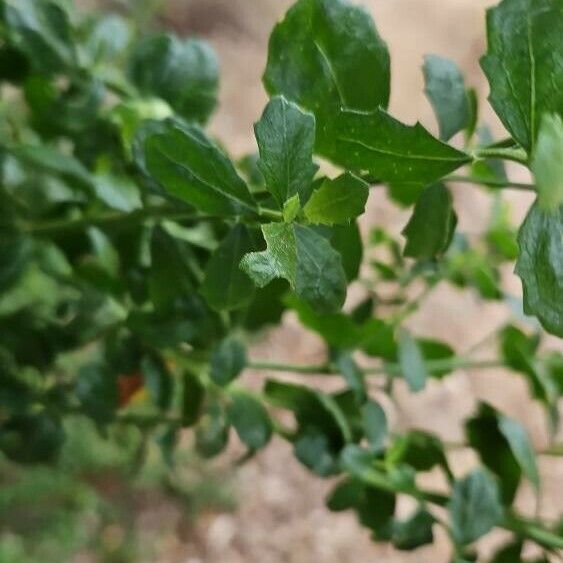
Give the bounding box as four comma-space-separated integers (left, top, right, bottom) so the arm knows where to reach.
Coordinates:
247, 357, 501, 376
472, 146, 529, 165
446, 174, 535, 192
258, 206, 283, 221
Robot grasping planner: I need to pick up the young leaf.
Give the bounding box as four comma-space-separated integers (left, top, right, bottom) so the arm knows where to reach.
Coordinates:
210, 338, 247, 387
264, 0, 390, 144
423, 54, 470, 141
4, 0, 77, 73
129, 33, 219, 123
200, 225, 257, 311
361, 400, 388, 453
304, 173, 369, 225
402, 184, 457, 258
320, 109, 471, 186
227, 391, 273, 451
283, 194, 301, 222
398, 330, 427, 393
241, 223, 347, 312
143, 121, 256, 216
481, 0, 563, 151
448, 468, 503, 546
498, 415, 540, 491
532, 114, 563, 211
254, 96, 318, 207
515, 201, 563, 337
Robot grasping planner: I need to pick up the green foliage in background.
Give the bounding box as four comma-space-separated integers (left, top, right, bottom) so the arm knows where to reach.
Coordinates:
0, 0, 562, 560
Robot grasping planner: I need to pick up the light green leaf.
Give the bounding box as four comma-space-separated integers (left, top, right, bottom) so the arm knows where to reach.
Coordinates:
515, 201, 563, 337
200, 225, 257, 311
241, 222, 347, 312
227, 391, 272, 451
4, 0, 77, 73
283, 194, 301, 222
423, 54, 470, 141
498, 415, 540, 490
361, 400, 387, 453
210, 338, 247, 387
481, 0, 563, 151
532, 114, 563, 211
93, 173, 142, 212
143, 121, 256, 216
449, 468, 503, 545
129, 33, 219, 124
264, 0, 390, 144
255, 96, 318, 207
398, 330, 427, 393
304, 173, 369, 225
402, 184, 457, 258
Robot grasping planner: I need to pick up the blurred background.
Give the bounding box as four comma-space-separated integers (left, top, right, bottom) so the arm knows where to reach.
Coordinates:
1, 0, 561, 562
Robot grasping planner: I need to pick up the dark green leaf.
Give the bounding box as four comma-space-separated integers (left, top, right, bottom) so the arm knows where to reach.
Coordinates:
141, 353, 173, 411
144, 120, 256, 216
4, 0, 77, 73
0, 413, 64, 464
515, 201, 563, 337
361, 319, 397, 361
403, 184, 457, 258
418, 339, 456, 379
423, 54, 469, 141
129, 33, 219, 123
448, 468, 503, 545
330, 221, 363, 282
361, 400, 387, 453
481, 0, 563, 151
75, 363, 118, 425
210, 338, 247, 387
227, 391, 272, 451
392, 508, 435, 551
201, 225, 257, 311
327, 478, 365, 511
241, 222, 347, 312
304, 173, 369, 225
254, 96, 318, 207
0, 234, 30, 294
489, 540, 523, 563
465, 403, 521, 505
532, 114, 563, 211
181, 370, 205, 427
264, 0, 390, 143
398, 330, 427, 393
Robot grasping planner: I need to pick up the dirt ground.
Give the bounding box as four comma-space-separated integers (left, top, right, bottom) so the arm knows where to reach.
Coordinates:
86, 1, 563, 561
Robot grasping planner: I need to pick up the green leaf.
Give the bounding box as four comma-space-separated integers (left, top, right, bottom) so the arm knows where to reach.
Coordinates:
200, 225, 257, 311
93, 173, 142, 213
481, 0, 563, 151
335, 353, 366, 403
532, 114, 563, 211
361, 319, 397, 361
498, 415, 540, 491
448, 468, 503, 546
392, 508, 435, 551
264, 0, 390, 143
82, 14, 132, 66
195, 402, 230, 458
361, 400, 387, 453
304, 173, 369, 225
0, 234, 30, 294
227, 391, 272, 451
75, 363, 118, 425
181, 370, 205, 427
0, 412, 64, 464
143, 120, 256, 216
489, 541, 523, 563
141, 353, 173, 411
515, 201, 563, 337
241, 222, 347, 312
398, 330, 427, 393
4, 0, 77, 73
423, 54, 469, 141
320, 109, 471, 187
330, 221, 363, 282
254, 96, 318, 207
129, 33, 219, 123
210, 338, 247, 387
465, 403, 521, 505
283, 194, 301, 222
402, 184, 457, 258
